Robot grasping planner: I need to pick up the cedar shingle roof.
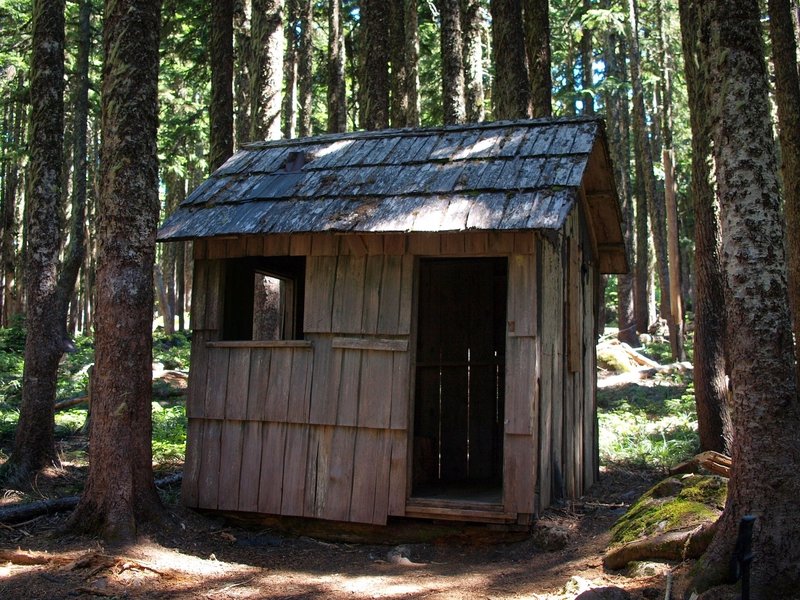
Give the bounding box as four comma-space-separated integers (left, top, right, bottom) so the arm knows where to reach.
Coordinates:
158, 117, 627, 273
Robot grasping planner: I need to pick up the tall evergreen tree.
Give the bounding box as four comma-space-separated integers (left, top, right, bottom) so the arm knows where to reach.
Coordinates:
360, 0, 390, 129
68, 0, 164, 542
297, 0, 313, 137
440, 0, 466, 124
210, 0, 234, 170
2, 0, 66, 487
327, 0, 347, 132
491, 0, 530, 119
524, 0, 551, 117
251, 0, 284, 140
233, 0, 252, 145
690, 0, 800, 594
461, 0, 485, 122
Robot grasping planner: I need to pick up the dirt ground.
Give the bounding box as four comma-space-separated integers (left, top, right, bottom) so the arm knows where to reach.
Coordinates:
0, 462, 702, 600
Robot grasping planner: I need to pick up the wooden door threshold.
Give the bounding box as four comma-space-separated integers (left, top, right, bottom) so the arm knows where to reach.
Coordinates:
405, 498, 516, 524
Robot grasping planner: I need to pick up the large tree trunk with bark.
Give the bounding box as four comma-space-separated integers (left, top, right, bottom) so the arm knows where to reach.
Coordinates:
523, 0, 550, 117
234, 0, 252, 146
679, 0, 728, 454
68, 0, 164, 544
440, 0, 466, 124
767, 0, 800, 379
360, 0, 390, 129
210, 0, 234, 171
282, 0, 298, 139
491, 0, 530, 119
3, 0, 66, 486
688, 1, 800, 595
327, 0, 347, 133
297, 0, 313, 137
580, 0, 593, 115
250, 0, 284, 141
461, 0, 484, 122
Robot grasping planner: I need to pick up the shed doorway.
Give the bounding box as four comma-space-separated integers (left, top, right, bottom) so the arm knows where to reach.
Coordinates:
412, 258, 507, 504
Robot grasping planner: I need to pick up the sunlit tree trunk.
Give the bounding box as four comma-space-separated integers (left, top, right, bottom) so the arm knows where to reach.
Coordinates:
523, 0, 551, 117
297, 0, 313, 137
234, 0, 252, 145
689, 1, 800, 595
251, 0, 284, 140
679, 0, 728, 453
580, 0, 593, 115
360, 0, 390, 129
461, 0, 484, 122
69, 0, 164, 543
440, 0, 466, 124
282, 0, 298, 138
404, 0, 421, 126
491, 0, 530, 119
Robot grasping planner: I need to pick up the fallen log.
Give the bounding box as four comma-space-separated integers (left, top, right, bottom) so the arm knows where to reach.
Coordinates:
669, 451, 732, 478
603, 521, 717, 570
0, 473, 183, 524
54, 395, 88, 411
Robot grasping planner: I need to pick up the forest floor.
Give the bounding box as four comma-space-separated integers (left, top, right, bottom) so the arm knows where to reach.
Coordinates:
0, 366, 714, 600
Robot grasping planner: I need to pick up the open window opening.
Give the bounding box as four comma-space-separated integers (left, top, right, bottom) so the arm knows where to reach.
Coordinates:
221, 256, 306, 341
412, 258, 507, 504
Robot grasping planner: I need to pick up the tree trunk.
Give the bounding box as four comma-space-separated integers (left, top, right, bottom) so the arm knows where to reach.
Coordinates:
327, 0, 347, 133
461, 0, 485, 122
404, 0, 421, 127
250, 0, 284, 141
1, 74, 24, 327
282, 0, 298, 138
68, 0, 163, 544
440, 0, 466, 124
389, 0, 408, 127
360, 0, 390, 129
297, 0, 313, 137
523, 0, 551, 117
234, 0, 252, 146
656, 0, 685, 361
491, 0, 530, 119
627, 0, 681, 359
679, 0, 728, 454
633, 133, 649, 334
767, 0, 800, 380
2, 0, 66, 487
689, 2, 800, 596
604, 28, 636, 346
210, 0, 234, 171
580, 0, 594, 115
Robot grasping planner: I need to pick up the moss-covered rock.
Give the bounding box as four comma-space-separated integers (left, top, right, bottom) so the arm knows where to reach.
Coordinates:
610, 474, 727, 546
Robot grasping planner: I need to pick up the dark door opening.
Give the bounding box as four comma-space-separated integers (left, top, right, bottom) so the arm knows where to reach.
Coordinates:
412, 258, 507, 503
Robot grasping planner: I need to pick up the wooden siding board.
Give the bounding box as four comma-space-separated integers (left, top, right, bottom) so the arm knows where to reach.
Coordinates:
204, 349, 230, 420
186, 332, 210, 418
309, 336, 342, 425
259, 422, 288, 514
225, 349, 251, 420
336, 349, 362, 426
504, 433, 535, 514
264, 349, 292, 422
320, 426, 357, 521
218, 422, 245, 511
377, 256, 403, 334
505, 336, 536, 435
238, 421, 263, 512
358, 350, 394, 429
388, 430, 408, 516
247, 348, 271, 421
508, 254, 537, 337
280, 424, 308, 516
350, 429, 387, 524
181, 419, 203, 506
287, 346, 314, 423
362, 255, 385, 334
198, 419, 223, 509
390, 351, 411, 430
190, 260, 208, 329
332, 256, 366, 333
304, 256, 338, 333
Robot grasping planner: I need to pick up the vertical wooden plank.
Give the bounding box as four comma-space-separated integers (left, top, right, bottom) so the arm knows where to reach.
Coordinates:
332, 256, 366, 333
383, 234, 406, 255
358, 350, 394, 429
287, 346, 314, 422
280, 423, 308, 516
204, 348, 229, 420
193, 238, 208, 259
350, 428, 378, 523
264, 233, 291, 256
407, 233, 440, 255
344, 235, 368, 256
218, 422, 245, 510
304, 256, 338, 333
247, 348, 271, 421
311, 233, 339, 256
198, 419, 223, 509
362, 234, 384, 254
488, 231, 514, 254
320, 426, 356, 521
440, 233, 465, 255
238, 421, 263, 512
264, 348, 292, 422
508, 254, 537, 337
204, 260, 224, 331
289, 233, 311, 255
504, 434, 535, 514
336, 349, 361, 426
309, 336, 342, 424
225, 348, 251, 420
245, 235, 262, 256
186, 331, 210, 418
389, 350, 410, 430
190, 260, 208, 329
226, 236, 247, 258
583, 266, 597, 490
207, 239, 227, 259
514, 232, 534, 254
361, 255, 384, 334
397, 254, 414, 335
304, 425, 333, 517
258, 422, 288, 514
387, 430, 408, 516
465, 232, 488, 255
377, 256, 402, 334
181, 419, 203, 506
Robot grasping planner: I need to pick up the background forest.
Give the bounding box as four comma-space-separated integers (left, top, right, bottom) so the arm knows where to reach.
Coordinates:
1, 0, 800, 597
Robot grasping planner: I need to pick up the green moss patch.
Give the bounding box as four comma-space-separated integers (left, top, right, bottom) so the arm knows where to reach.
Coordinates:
610, 475, 727, 546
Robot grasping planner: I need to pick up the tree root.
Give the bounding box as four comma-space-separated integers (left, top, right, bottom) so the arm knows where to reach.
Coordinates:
603, 520, 718, 570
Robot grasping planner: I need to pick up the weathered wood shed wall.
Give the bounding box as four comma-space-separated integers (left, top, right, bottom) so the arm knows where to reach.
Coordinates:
159, 117, 627, 526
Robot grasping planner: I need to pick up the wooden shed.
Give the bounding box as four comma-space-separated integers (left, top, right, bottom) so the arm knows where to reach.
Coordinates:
158, 117, 627, 526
